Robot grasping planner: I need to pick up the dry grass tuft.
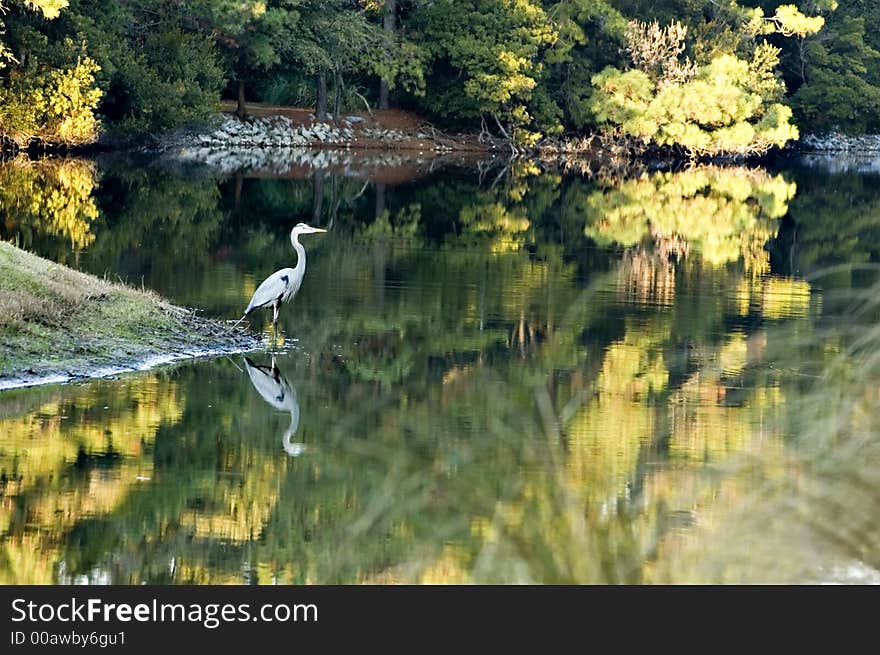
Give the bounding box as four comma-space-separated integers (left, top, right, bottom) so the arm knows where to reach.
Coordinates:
0, 241, 160, 330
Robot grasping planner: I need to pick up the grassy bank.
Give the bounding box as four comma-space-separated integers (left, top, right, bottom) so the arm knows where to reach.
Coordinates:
0, 242, 258, 390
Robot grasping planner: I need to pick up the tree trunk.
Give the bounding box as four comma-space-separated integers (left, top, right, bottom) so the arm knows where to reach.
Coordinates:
378, 81, 390, 112
233, 170, 243, 215
378, 0, 396, 110
236, 79, 247, 118
374, 182, 387, 220
316, 72, 328, 120
373, 182, 388, 310
312, 171, 325, 224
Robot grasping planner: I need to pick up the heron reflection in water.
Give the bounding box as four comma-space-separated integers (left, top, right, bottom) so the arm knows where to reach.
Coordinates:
243, 356, 305, 457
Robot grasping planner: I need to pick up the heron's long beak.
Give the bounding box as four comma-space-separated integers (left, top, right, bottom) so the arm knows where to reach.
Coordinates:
312, 228, 328, 233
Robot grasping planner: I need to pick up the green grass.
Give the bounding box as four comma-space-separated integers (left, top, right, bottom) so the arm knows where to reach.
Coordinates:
0, 241, 257, 386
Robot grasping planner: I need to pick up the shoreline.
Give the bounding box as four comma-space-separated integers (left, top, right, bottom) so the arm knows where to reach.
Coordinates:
137, 108, 880, 164
0, 242, 261, 392
5, 102, 879, 166
150, 111, 493, 159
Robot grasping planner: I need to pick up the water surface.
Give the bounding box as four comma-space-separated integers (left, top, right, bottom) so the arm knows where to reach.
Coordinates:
2, 153, 880, 583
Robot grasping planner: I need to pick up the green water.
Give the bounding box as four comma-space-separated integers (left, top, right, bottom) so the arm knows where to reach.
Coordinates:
2, 154, 880, 584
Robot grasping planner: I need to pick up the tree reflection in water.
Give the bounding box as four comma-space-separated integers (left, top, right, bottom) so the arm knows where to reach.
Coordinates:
2, 156, 880, 583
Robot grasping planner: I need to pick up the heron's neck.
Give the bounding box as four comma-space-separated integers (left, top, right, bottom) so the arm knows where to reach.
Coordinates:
291, 232, 306, 276
282, 403, 301, 456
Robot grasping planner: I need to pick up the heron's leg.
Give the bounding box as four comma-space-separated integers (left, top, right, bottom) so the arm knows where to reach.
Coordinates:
272, 302, 279, 351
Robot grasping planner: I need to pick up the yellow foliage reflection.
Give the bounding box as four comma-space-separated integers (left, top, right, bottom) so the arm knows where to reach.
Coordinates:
456, 201, 531, 253
567, 320, 670, 502
585, 166, 796, 270
616, 249, 677, 307
0, 377, 179, 486
0, 375, 180, 584
179, 459, 283, 544
0, 157, 99, 250
734, 276, 813, 319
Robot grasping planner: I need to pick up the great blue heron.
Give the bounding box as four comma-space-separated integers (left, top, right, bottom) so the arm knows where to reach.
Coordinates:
243, 356, 304, 456
234, 222, 327, 345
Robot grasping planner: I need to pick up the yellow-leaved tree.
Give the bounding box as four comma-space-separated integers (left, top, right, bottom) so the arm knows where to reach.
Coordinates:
590, 5, 828, 155
0, 0, 103, 147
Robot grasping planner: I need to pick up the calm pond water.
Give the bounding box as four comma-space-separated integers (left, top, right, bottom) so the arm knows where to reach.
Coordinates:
2, 152, 880, 584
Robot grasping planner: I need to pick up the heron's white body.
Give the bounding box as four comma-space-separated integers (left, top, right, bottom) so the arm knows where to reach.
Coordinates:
236, 223, 326, 334
243, 265, 301, 316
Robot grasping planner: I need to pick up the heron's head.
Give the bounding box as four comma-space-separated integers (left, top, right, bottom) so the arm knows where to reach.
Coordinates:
292, 222, 328, 236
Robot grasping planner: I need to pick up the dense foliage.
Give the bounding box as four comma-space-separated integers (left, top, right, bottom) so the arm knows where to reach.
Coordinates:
0, 0, 875, 150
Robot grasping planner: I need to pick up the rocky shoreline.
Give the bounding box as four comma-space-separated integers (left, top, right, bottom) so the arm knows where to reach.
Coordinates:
159, 114, 436, 150
155, 113, 499, 174
798, 132, 880, 152
158, 114, 475, 153
160, 113, 880, 169
792, 132, 880, 174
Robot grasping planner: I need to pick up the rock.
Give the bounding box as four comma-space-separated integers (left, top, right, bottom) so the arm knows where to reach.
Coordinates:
800, 132, 880, 153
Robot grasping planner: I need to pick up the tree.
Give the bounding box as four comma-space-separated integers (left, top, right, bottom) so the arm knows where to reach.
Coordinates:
537, 0, 629, 130
281, 0, 377, 120
412, 0, 559, 145
589, 5, 829, 155
787, 1, 880, 134
0, 0, 103, 146
359, 0, 426, 111
378, 0, 395, 109
192, 0, 300, 118
62, 0, 225, 135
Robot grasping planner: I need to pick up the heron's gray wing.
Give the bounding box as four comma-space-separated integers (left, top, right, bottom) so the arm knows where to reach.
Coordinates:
243, 358, 297, 412
244, 268, 296, 315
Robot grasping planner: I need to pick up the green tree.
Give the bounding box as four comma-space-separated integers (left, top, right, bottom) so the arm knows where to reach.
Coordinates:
192, 0, 300, 118
283, 0, 378, 120
64, 0, 225, 135
537, 0, 629, 130
788, 1, 880, 134
412, 0, 559, 146
360, 0, 425, 111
